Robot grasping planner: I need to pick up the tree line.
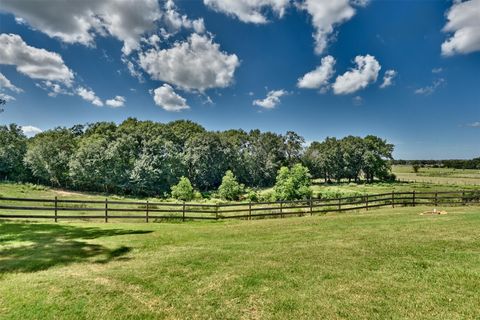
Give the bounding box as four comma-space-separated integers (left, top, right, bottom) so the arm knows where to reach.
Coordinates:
0, 118, 395, 198
394, 159, 480, 170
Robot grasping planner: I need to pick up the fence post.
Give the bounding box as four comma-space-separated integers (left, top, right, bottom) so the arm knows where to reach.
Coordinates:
309, 197, 313, 216
249, 201, 252, 220
462, 192, 466, 206
338, 198, 341, 212
366, 194, 369, 211
146, 200, 149, 223
280, 201, 283, 218
54, 196, 58, 222
434, 192, 438, 207
104, 198, 108, 223
412, 191, 416, 207
182, 201, 186, 222
215, 203, 219, 220
392, 191, 395, 208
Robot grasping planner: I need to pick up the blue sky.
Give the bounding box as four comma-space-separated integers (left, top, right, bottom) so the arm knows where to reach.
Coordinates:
0, 0, 479, 159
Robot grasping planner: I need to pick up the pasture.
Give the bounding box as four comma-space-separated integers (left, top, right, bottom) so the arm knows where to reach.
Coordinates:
1, 205, 479, 319
392, 165, 480, 186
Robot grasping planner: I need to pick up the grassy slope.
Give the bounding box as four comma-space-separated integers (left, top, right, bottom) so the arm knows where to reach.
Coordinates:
1, 206, 479, 319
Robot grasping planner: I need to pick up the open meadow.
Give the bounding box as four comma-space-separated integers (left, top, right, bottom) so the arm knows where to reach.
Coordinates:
1, 205, 479, 319
392, 165, 480, 186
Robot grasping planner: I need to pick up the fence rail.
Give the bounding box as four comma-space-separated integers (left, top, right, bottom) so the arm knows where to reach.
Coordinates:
0, 190, 479, 222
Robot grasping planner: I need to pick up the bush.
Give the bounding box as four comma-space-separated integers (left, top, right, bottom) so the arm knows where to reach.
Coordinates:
170, 177, 195, 201
217, 170, 244, 201
274, 164, 312, 201
245, 188, 259, 202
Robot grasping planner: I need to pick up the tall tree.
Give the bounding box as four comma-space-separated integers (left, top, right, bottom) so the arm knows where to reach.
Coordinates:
24, 128, 76, 186
0, 124, 28, 181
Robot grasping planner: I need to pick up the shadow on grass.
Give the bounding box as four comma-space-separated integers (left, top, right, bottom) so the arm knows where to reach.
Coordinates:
0, 223, 152, 274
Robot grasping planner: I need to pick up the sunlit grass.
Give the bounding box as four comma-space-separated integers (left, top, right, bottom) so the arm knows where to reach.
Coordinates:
1, 205, 479, 319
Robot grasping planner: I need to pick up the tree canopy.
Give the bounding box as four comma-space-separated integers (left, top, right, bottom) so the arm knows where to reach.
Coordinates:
0, 118, 397, 197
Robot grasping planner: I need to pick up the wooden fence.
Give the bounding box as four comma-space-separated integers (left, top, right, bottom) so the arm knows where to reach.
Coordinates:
0, 190, 479, 222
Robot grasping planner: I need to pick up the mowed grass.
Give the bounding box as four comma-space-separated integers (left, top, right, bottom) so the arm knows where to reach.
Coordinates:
1, 206, 479, 319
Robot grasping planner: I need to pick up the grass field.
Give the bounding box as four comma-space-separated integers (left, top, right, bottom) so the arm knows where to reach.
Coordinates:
392, 165, 480, 186
1, 205, 479, 319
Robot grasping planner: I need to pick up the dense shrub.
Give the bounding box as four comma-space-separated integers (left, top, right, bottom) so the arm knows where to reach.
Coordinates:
218, 170, 244, 201
171, 177, 195, 201
274, 164, 312, 201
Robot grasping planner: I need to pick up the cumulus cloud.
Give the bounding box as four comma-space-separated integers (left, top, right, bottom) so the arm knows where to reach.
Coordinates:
163, 0, 206, 34
0, 72, 22, 93
441, 0, 480, 56
253, 89, 287, 109
332, 54, 381, 94
76, 87, 103, 106
106, 96, 126, 108
379, 69, 397, 89
297, 55, 336, 90
0, 33, 74, 85
0, 93, 16, 102
414, 78, 445, 96
204, 0, 289, 24
300, 0, 358, 54
139, 33, 240, 92
21, 125, 42, 137
0, 0, 163, 55
1, 0, 208, 55
153, 84, 190, 112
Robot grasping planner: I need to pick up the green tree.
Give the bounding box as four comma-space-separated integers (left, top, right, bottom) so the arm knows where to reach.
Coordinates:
218, 170, 244, 201
130, 137, 184, 196
171, 177, 195, 201
0, 124, 28, 181
274, 164, 312, 201
24, 128, 76, 186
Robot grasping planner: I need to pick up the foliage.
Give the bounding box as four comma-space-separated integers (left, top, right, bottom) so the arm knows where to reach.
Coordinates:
1, 118, 398, 196
170, 176, 195, 201
24, 128, 76, 187
0, 124, 28, 181
217, 170, 244, 201
304, 135, 393, 183
274, 164, 312, 200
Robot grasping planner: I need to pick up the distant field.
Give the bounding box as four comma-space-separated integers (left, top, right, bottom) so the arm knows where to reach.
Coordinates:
392, 165, 480, 186
1, 206, 479, 319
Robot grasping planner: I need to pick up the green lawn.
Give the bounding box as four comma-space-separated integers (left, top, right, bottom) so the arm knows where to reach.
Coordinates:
1, 205, 479, 319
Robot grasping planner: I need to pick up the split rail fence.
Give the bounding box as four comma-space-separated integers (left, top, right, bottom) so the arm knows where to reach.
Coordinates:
0, 190, 479, 222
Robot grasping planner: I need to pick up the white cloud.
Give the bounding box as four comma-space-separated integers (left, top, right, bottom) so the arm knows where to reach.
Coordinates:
297, 55, 336, 90
0, 33, 74, 85
204, 0, 289, 24
0, 0, 163, 55
153, 84, 190, 112
163, 0, 206, 34
139, 33, 240, 92
467, 121, 480, 128
332, 54, 381, 95
441, 0, 480, 56
76, 87, 103, 106
300, 0, 358, 54
414, 78, 445, 96
432, 67, 443, 74
1, 0, 209, 55
0, 72, 22, 93
105, 96, 126, 108
352, 95, 363, 105
379, 69, 397, 89
21, 125, 42, 137
253, 89, 287, 108
0, 93, 16, 102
